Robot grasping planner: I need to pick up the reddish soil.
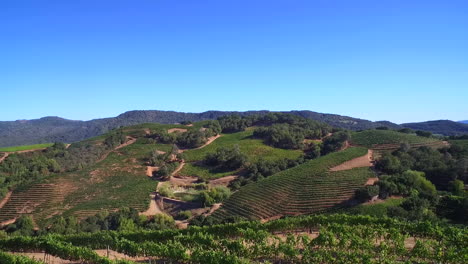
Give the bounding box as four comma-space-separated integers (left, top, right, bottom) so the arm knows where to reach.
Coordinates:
168, 128, 187, 133
0, 147, 49, 164
146, 166, 159, 177
0, 152, 9, 163
365, 177, 379, 185
140, 192, 165, 216
180, 135, 221, 153
209, 175, 238, 187
97, 137, 137, 162
203, 203, 222, 217
170, 161, 186, 177
170, 175, 198, 186
329, 149, 373, 172
0, 218, 16, 227
0, 191, 12, 209
10, 252, 77, 264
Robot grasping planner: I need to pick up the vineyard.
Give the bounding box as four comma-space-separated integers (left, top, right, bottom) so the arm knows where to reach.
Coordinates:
350, 130, 448, 158
0, 143, 54, 152
0, 128, 162, 225
179, 130, 303, 180
1, 214, 466, 263
350, 130, 439, 147
211, 147, 373, 221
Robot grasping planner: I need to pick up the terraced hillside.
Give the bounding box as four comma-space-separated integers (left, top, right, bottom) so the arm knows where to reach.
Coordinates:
179, 129, 303, 180
350, 130, 448, 158
0, 119, 309, 226
0, 124, 182, 225
212, 147, 374, 221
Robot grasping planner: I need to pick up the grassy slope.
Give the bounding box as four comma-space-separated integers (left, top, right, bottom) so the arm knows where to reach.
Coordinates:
350, 130, 438, 147
344, 197, 404, 217
0, 143, 54, 152
27, 139, 162, 224
0, 125, 176, 225
179, 130, 304, 180
449, 139, 468, 157
213, 147, 373, 220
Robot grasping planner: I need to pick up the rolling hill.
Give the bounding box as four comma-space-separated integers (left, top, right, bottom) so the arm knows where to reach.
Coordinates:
212, 147, 373, 221
401, 120, 468, 136
0, 110, 401, 147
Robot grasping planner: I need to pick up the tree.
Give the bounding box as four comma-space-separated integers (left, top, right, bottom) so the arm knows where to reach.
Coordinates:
448, 179, 465, 196
355, 185, 380, 202
416, 130, 432, 138
6, 216, 35, 236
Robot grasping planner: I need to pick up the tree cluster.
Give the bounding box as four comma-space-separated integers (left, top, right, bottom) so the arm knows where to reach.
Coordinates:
3, 208, 176, 236
204, 145, 247, 170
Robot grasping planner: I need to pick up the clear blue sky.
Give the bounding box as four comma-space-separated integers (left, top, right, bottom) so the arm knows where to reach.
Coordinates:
1, 0, 467, 123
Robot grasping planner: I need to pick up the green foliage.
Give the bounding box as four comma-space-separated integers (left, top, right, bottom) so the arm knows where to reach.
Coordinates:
346, 197, 404, 217
0, 251, 45, 264
355, 185, 380, 202
321, 131, 350, 154
436, 196, 468, 223
1, 214, 466, 264
5, 216, 35, 236
204, 145, 246, 170
212, 147, 371, 220
351, 129, 438, 147
0, 143, 54, 152
143, 214, 176, 230
448, 179, 465, 196
416, 130, 433, 138
199, 186, 231, 207
180, 130, 303, 180
176, 211, 192, 220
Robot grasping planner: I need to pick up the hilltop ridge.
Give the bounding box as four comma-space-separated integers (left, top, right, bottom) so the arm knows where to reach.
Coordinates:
0, 110, 399, 147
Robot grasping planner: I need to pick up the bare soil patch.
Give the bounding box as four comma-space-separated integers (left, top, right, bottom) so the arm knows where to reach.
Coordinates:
146, 166, 159, 177
97, 137, 137, 163
329, 149, 373, 172
0, 152, 9, 163
10, 252, 77, 264
170, 175, 198, 186
365, 177, 379, 185
140, 192, 166, 216
168, 128, 187, 133
209, 175, 238, 187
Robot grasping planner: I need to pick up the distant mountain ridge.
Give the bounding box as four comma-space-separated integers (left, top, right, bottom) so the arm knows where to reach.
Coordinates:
0, 110, 400, 147
402, 120, 468, 136
459, 120, 468, 124
0, 110, 465, 147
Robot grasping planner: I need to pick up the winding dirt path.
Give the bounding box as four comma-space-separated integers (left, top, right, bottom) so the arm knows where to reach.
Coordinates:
170, 161, 186, 177
329, 149, 373, 172
0, 152, 8, 164
142, 134, 222, 219
97, 137, 137, 163
208, 175, 238, 187
0, 191, 12, 209
0, 147, 49, 164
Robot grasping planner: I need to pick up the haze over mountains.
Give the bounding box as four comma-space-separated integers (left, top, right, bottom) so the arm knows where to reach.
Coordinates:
1, 110, 467, 147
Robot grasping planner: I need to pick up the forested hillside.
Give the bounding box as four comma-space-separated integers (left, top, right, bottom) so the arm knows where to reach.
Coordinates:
402, 120, 468, 136
0, 110, 399, 147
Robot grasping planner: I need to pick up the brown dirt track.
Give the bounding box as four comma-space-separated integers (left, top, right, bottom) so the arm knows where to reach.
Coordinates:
329, 149, 373, 172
